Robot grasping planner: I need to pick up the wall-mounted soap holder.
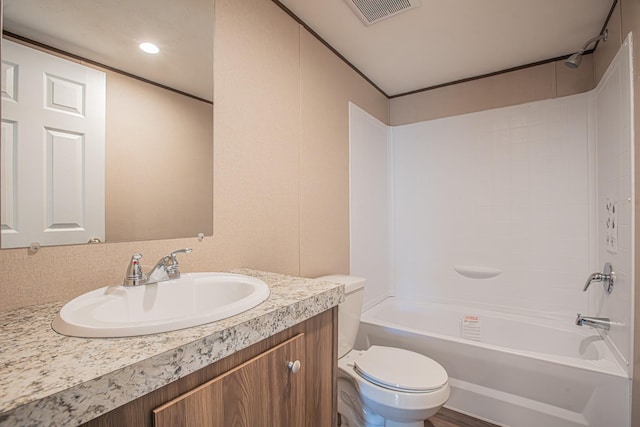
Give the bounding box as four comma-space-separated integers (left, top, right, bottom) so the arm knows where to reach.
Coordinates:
454, 266, 502, 279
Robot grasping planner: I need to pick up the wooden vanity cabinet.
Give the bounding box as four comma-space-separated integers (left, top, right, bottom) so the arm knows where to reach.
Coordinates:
80, 308, 337, 427
154, 334, 305, 427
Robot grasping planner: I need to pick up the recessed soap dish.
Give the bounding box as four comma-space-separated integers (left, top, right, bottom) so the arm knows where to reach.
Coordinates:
454, 266, 502, 279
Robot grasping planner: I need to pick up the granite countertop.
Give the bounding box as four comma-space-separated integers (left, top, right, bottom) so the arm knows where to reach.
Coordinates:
0, 269, 344, 427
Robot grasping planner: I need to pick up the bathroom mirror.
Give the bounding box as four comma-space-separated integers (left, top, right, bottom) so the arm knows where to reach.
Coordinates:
0, 0, 214, 249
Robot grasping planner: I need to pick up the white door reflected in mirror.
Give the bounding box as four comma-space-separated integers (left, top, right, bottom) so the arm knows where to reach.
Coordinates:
1, 39, 105, 248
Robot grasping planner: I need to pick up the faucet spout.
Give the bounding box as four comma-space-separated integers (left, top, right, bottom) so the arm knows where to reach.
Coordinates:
575, 313, 611, 331
147, 248, 192, 283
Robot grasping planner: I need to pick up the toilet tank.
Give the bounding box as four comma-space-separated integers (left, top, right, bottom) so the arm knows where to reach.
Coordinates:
317, 275, 365, 358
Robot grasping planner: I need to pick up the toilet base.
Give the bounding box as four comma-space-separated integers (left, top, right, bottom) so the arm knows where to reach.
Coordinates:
338, 373, 446, 427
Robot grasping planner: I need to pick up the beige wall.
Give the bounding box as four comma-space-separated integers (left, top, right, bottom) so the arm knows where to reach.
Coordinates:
299, 28, 388, 278
105, 72, 213, 242
390, 57, 595, 125
213, 0, 390, 277
213, 0, 301, 276
0, 0, 389, 311
593, 2, 623, 83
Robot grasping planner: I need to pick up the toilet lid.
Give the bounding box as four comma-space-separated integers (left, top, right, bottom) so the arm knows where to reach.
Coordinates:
354, 346, 448, 392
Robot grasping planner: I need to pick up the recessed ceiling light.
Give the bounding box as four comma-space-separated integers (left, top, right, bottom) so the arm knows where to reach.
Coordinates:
139, 42, 160, 54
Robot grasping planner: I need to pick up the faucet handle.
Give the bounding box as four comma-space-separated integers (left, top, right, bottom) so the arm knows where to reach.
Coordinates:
170, 248, 192, 260
124, 253, 147, 287
166, 248, 192, 277
583, 273, 603, 291
583, 262, 615, 294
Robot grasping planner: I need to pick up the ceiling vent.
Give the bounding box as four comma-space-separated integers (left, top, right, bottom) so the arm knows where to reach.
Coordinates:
343, 0, 421, 26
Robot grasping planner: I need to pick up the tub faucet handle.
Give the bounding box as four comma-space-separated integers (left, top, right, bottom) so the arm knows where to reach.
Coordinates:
583, 262, 615, 294
583, 272, 604, 290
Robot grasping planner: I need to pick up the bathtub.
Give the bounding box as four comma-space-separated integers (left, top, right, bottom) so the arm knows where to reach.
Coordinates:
356, 297, 630, 427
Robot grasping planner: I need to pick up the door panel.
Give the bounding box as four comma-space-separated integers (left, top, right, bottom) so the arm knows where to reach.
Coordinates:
1, 39, 105, 247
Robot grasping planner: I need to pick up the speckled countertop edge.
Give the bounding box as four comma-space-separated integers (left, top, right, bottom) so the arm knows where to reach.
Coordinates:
0, 269, 344, 427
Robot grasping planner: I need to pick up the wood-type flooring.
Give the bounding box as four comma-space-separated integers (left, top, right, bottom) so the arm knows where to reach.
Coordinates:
426, 408, 501, 427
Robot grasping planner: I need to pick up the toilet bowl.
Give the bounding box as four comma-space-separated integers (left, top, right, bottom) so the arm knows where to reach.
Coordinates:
317, 275, 450, 427
338, 346, 450, 427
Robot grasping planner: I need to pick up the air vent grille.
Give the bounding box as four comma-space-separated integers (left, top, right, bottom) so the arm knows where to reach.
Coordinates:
344, 0, 420, 25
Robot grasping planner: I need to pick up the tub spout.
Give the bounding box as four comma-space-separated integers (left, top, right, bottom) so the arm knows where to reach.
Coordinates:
575, 314, 611, 331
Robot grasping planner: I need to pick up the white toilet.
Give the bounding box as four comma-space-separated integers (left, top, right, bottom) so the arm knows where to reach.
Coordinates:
318, 275, 450, 427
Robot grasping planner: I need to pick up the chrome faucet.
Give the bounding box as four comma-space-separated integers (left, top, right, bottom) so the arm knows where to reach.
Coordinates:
575, 313, 611, 331
123, 248, 192, 286
147, 248, 192, 283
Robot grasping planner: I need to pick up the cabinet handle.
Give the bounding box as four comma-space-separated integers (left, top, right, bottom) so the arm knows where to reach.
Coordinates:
287, 360, 301, 374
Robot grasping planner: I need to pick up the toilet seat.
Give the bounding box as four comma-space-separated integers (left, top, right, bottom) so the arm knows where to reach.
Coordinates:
338, 346, 450, 425
353, 346, 448, 393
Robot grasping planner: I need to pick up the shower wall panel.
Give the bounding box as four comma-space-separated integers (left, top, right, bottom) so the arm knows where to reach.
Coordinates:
392, 94, 592, 316
591, 35, 634, 377
349, 103, 393, 309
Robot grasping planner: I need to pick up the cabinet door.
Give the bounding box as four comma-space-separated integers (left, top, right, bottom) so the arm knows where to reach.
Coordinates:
153, 333, 305, 427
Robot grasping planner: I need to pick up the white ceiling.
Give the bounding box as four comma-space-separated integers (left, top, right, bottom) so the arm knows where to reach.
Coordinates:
277, 0, 614, 96
3, 0, 613, 100
3, 0, 213, 102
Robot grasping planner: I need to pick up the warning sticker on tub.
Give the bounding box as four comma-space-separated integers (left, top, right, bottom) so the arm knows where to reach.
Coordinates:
462, 315, 482, 341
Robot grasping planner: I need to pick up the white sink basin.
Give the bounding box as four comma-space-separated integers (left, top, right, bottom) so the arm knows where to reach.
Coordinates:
52, 273, 270, 338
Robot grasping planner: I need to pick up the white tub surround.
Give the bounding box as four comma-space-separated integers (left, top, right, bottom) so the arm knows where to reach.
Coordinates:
357, 297, 630, 427
349, 35, 635, 427
349, 102, 393, 311
589, 33, 635, 377
0, 270, 344, 427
